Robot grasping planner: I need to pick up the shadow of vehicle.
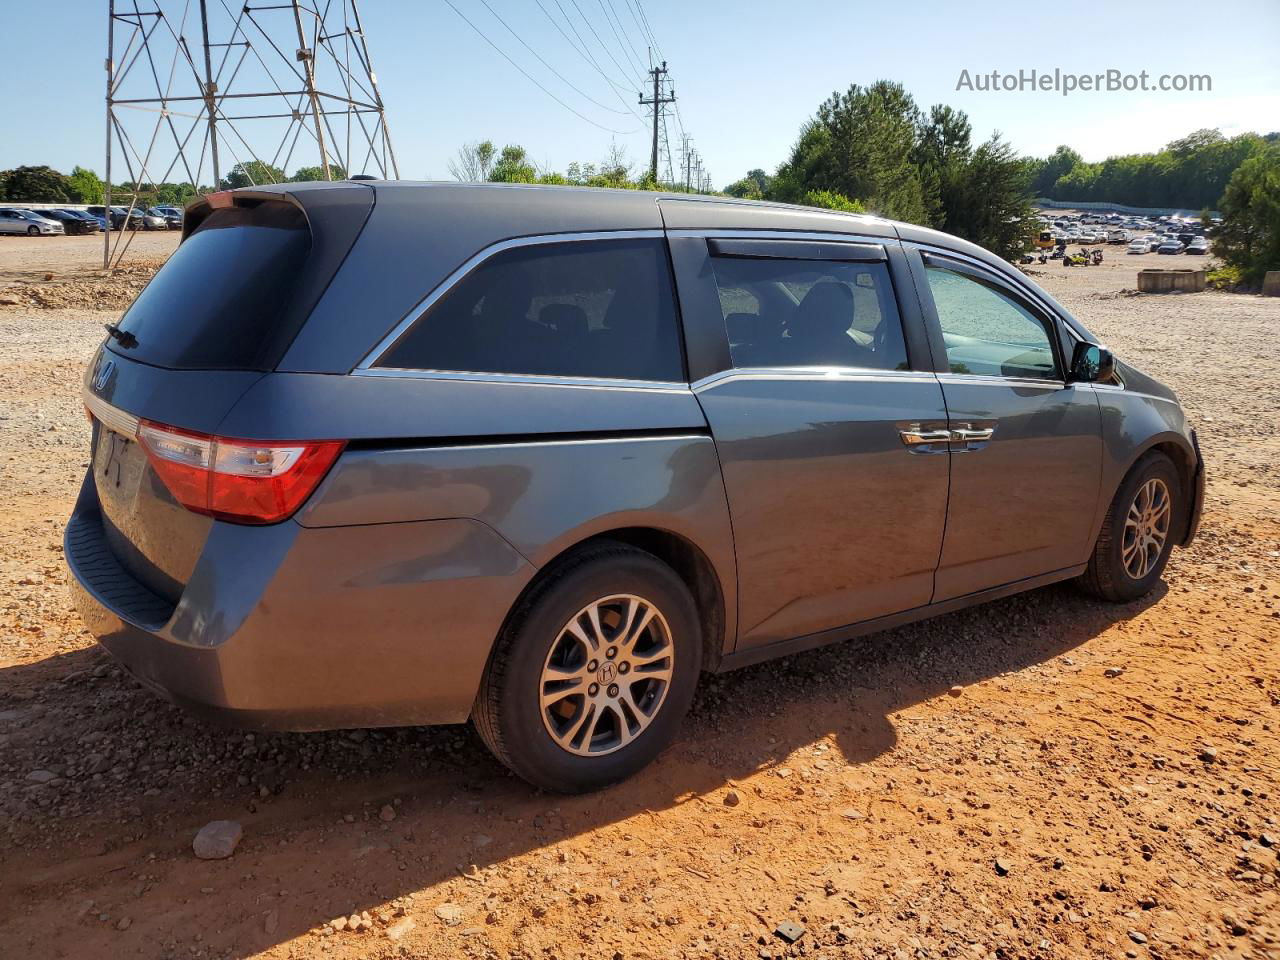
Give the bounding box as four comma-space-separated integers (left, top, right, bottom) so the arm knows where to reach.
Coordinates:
0, 580, 1163, 957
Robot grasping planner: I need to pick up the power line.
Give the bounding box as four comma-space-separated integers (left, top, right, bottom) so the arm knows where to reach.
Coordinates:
598, 0, 648, 78
632, 0, 664, 63
474, 0, 633, 116
566, 0, 644, 90
621, 0, 659, 64
533, 0, 645, 121
442, 0, 640, 136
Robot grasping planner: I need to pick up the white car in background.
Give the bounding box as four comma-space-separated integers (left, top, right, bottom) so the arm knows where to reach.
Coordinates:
1127, 238, 1152, 254
1186, 237, 1210, 255
0, 208, 65, 236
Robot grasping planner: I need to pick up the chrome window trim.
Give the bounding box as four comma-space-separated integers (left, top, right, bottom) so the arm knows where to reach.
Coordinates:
693, 367, 934, 392
935, 372, 1066, 390
356, 229, 667, 373
83, 387, 140, 437
667, 228, 890, 246
353, 367, 689, 394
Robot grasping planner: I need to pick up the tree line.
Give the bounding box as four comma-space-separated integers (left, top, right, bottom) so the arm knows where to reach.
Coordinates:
719, 80, 1277, 281
1030, 130, 1276, 211
0, 161, 348, 207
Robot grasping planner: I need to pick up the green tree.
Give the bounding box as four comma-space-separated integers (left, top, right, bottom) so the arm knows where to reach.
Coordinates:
219, 161, 285, 190
772, 80, 929, 223
914, 104, 973, 228
1213, 143, 1280, 287
68, 166, 105, 203
724, 168, 771, 199
1028, 145, 1082, 197
0, 165, 73, 202
488, 145, 538, 183
289, 163, 347, 182
944, 134, 1036, 261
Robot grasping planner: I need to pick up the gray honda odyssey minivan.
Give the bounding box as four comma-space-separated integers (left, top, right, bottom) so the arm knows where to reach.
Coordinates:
68, 182, 1204, 791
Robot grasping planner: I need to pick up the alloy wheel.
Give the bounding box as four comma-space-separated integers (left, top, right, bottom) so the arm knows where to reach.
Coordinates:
539, 594, 674, 757
1121, 478, 1171, 580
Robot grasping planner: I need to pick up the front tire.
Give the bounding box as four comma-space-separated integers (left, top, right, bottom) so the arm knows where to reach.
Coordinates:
1080, 451, 1181, 602
26, 225, 39, 236
474, 542, 702, 793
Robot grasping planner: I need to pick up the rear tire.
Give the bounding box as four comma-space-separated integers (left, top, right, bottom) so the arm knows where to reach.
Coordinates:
1079, 451, 1181, 602
474, 542, 702, 793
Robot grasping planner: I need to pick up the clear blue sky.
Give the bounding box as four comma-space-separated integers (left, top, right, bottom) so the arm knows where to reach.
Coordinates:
2, 0, 1277, 188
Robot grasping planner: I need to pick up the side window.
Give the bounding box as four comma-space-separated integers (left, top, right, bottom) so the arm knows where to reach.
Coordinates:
376, 238, 684, 382
925, 265, 1059, 380
708, 256, 908, 372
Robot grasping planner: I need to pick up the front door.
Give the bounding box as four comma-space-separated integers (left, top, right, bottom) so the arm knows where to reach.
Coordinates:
915, 252, 1102, 600
676, 237, 951, 650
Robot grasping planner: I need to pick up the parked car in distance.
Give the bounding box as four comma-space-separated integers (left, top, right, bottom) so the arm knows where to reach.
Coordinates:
108, 206, 145, 230
85, 206, 112, 230
1126, 238, 1151, 254
60, 209, 104, 233
0, 207, 65, 236
1107, 229, 1129, 244
1186, 237, 1209, 255
67, 183, 1206, 792
34, 208, 98, 235
149, 206, 184, 229
1157, 240, 1185, 254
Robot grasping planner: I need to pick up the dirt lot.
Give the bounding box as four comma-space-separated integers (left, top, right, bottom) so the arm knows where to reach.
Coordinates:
0, 235, 1277, 960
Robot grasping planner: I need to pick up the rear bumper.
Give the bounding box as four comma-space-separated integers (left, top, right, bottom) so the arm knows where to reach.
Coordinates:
66, 475, 534, 730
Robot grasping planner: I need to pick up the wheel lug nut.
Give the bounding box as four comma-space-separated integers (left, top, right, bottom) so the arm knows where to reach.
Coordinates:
587, 660, 598, 672
607, 684, 619, 697
619, 662, 630, 674
606, 647, 617, 660
589, 683, 599, 695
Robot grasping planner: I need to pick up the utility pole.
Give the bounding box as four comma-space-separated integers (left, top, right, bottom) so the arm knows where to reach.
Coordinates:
694, 155, 703, 194
680, 134, 693, 193
639, 61, 675, 183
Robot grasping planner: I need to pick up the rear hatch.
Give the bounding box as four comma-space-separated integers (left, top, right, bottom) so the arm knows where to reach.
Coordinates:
82, 185, 373, 604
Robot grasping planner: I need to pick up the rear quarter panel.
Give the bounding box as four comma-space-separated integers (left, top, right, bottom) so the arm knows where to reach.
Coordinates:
297, 430, 738, 651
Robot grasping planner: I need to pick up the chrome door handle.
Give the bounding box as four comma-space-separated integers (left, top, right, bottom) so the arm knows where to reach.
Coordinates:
900, 426, 954, 446
950, 425, 995, 443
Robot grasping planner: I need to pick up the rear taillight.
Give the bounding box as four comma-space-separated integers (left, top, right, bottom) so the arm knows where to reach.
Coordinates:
136, 420, 344, 525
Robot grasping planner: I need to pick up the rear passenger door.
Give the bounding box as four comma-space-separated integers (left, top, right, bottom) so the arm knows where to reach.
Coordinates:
669, 235, 950, 651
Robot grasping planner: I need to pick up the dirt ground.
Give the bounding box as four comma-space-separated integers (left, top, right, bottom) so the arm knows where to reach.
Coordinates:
0, 233, 1276, 960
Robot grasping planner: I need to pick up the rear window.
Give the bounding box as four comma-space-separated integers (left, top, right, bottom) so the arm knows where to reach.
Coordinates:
375, 238, 685, 382
111, 202, 311, 370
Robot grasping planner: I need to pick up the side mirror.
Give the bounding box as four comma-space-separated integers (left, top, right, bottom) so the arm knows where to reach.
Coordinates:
1069, 341, 1115, 383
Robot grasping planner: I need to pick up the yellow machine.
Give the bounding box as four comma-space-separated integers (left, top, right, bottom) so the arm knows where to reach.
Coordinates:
1035, 229, 1056, 249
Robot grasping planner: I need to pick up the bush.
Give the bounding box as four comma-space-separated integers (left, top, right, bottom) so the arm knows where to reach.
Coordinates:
800, 189, 865, 213
1205, 263, 1246, 290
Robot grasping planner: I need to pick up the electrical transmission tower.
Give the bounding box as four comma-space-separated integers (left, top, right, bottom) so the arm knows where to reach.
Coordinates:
638, 61, 675, 184
103, 0, 397, 268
